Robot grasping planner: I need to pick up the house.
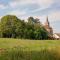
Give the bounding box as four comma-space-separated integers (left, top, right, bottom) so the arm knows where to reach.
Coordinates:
53, 33, 60, 40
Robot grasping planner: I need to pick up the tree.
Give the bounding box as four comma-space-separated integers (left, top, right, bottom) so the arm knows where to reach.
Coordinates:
0, 15, 48, 40
28, 17, 35, 24
0, 15, 21, 38
15, 20, 26, 38
27, 16, 48, 40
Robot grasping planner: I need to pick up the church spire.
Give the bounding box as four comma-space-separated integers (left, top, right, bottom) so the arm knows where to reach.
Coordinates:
44, 16, 53, 36
45, 16, 50, 26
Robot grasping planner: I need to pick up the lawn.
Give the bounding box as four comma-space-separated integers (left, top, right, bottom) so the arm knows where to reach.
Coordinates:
0, 38, 60, 60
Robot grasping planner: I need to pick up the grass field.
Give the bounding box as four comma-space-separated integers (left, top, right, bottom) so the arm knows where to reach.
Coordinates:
0, 38, 60, 60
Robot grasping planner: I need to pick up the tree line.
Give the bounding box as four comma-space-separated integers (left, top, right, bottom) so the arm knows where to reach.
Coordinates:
0, 15, 49, 40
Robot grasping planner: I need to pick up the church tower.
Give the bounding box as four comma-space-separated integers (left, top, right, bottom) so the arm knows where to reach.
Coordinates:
45, 16, 50, 26
44, 16, 53, 36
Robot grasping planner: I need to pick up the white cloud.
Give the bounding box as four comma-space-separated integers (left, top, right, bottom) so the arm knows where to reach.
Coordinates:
9, 0, 54, 9
0, 4, 7, 9
9, 0, 34, 8
48, 11, 60, 21
35, 0, 53, 9
31, 11, 60, 24
9, 1, 17, 8
6, 10, 60, 23
36, 11, 60, 23
7, 10, 27, 19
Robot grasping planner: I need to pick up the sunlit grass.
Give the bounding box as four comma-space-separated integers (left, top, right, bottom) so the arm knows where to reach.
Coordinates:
0, 38, 60, 60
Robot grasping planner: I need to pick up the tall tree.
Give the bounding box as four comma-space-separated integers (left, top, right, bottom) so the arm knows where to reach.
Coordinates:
0, 15, 21, 38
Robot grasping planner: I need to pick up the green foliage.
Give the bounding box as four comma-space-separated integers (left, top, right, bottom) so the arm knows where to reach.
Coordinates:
28, 17, 35, 24
0, 15, 19, 38
0, 15, 48, 40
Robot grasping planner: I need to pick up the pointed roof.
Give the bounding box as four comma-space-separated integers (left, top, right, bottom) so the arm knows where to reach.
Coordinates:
44, 16, 53, 31
45, 16, 50, 26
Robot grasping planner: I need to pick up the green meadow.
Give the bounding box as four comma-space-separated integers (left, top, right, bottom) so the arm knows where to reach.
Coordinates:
0, 38, 60, 60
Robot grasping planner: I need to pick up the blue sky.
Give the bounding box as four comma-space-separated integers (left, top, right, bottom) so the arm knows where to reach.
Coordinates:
0, 0, 60, 33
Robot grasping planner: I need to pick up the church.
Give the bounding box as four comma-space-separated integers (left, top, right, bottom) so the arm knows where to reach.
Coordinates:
44, 17, 53, 39
43, 17, 60, 40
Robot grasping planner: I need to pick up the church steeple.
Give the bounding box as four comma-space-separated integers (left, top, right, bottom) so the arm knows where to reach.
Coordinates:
45, 16, 50, 26
44, 16, 53, 36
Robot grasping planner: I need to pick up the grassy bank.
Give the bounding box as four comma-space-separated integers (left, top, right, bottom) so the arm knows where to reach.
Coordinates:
0, 38, 60, 60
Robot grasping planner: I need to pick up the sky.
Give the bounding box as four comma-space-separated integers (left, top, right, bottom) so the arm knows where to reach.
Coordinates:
0, 0, 60, 33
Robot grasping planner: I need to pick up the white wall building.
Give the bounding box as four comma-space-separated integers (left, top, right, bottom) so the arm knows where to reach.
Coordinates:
53, 33, 60, 40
